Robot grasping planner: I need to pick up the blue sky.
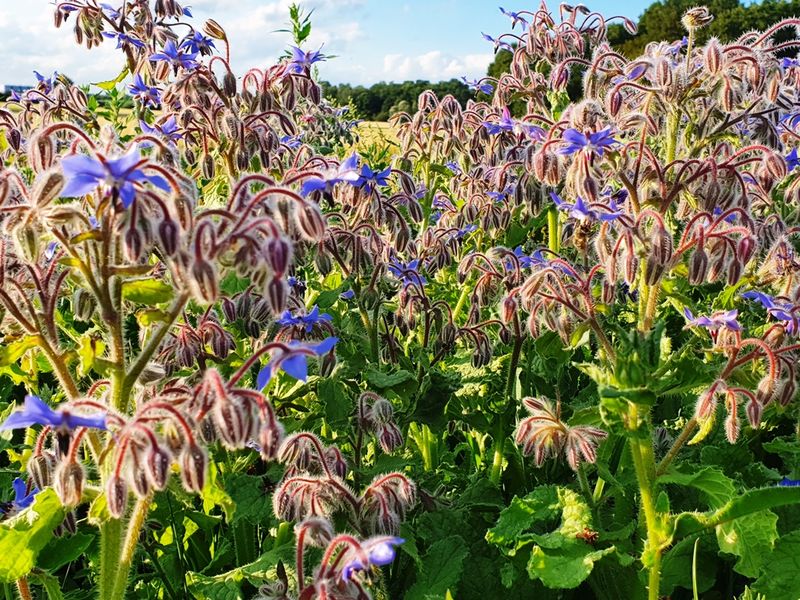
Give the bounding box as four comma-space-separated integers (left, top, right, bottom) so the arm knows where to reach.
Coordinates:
1, 1, 653, 87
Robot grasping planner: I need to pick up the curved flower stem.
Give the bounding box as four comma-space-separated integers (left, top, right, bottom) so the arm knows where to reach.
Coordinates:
656, 416, 698, 476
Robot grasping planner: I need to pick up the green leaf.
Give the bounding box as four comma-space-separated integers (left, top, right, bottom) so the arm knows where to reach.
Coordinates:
527, 544, 615, 589
38, 532, 95, 571
488, 486, 613, 589
365, 368, 415, 389
202, 462, 236, 521
0, 336, 39, 368
223, 473, 272, 524
405, 536, 469, 600
0, 489, 66, 582
486, 486, 560, 548
186, 571, 243, 600
752, 530, 800, 600
674, 486, 800, 540
31, 572, 66, 600
88, 493, 110, 526
318, 378, 351, 427
92, 67, 129, 91
659, 466, 735, 509
716, 511, 778, 578
121, 278, 175, 305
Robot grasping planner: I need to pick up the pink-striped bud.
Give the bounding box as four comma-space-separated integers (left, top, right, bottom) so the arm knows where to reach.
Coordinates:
54, 461, 85, 508
146, 446, 173, 491
746, 399, 763, 429
106, 475, 129, 518
180, 444, 208, 493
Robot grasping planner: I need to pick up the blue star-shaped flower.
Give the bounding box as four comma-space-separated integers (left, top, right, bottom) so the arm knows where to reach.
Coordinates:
60, 148, 170, 209
150, 39, 199, 71
0, 394, 107, 431
256, 337, 339, 389
558, 127, 618, 156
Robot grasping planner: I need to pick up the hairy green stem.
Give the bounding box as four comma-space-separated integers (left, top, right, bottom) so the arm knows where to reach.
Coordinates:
490, 323, 524, 484
547, 207, 560, 254
656, 416, 698, 476
99, 518, 123, 599
628, 405, 663, 600
15, 580, 31, 600
110, 495, 153, 600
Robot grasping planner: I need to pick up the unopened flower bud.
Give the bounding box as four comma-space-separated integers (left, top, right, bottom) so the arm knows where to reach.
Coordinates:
295, 203, 326, 242
746, 399, 763, 429
27, 453, 55, 490
73, 288, 96, 321
54, 461, 85, 507
147, 446, 173, 491
158, 218, 180, 256
756, 376, 776, 405
106, 475, 129, 518
266, 277, 288, 315
180, 443, 207, 493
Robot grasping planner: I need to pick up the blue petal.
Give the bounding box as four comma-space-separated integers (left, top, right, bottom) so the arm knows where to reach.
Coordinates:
256, 364, 274, 389
312, 337, 339, 355
280, 354, 308, 381
64, 413, 108, 430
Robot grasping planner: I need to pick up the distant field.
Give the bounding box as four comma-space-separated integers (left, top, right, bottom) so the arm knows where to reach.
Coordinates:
354, 120, 399, 150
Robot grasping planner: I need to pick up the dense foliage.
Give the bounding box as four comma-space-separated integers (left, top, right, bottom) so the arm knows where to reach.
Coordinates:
2, 2, 800, 600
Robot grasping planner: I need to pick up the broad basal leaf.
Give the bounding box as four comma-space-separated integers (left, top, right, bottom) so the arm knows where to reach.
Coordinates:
0, 489, 65, 582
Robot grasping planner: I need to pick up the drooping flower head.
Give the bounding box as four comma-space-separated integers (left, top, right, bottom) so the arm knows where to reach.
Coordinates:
140, 116, 182, 143
300, 153, 361, 196
357, 164, 392, 191
256, 337, 338, 389
60, 148, 170, 209
181, 31, 216, 55
341, 536, 404, 582
461, 76, 494, 95
387, 258, 426, 288
0, 395, 107, 432
683, 308, 741, 332
277, 305, 333, 333
150, 39, 199, 71
0, 479, 38, 516
558, 127, 619, 156
550, 192, 622, 222
128, 74, 161, 108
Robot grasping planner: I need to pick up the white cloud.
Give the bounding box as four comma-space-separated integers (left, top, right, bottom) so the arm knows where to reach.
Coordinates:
383, 50, 492, 82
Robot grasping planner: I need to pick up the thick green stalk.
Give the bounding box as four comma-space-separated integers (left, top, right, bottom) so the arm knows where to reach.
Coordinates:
628, 405, 663, 600
490, 323, 524, 484
233, 520, 257, 565
99, 518, 123, 599
110, 495, 153, 600
547, 207, 560, 254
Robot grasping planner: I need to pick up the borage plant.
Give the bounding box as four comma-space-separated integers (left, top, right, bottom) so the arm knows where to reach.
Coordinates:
0, 2, 412, 600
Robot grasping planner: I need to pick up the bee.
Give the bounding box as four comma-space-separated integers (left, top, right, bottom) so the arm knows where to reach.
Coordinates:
576, 527, 599, 545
